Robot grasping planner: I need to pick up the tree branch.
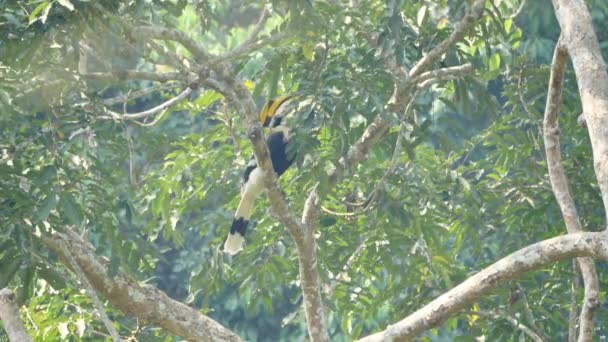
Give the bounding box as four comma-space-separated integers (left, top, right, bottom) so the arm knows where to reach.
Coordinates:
357, 231, 608, 341
409, 2, 485, 77
102, 84, 180, 106
216, 7, 270, 61
82, 70, 183, 83
542, 36, 599, 342
412, 63, 473, 85
213, 30, 290, 63
61, 240, 121, 341
551, 0, 608, 224
302, 1, 484, 232
39, 228, 243, 342
223, 82, 330, 341
104, 87, 192, 121
468, 310, 545, 342
0, 288, 33, 342
131, 26, 212, 62
568, 260, 581, 342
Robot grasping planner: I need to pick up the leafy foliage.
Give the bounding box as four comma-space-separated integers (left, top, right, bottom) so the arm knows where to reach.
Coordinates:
1, 0, 607, 341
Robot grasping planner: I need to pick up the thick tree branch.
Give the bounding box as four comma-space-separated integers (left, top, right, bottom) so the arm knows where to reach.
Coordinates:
551, 0, 608, 224
291, 4, 484, 336
357, 231, 608, 341
39, 228, 243, 342
542, 37, 599, 342
0, 288, 33, 342
224, 82, 330, 341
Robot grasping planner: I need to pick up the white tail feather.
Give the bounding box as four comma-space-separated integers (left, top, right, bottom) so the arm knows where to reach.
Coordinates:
224, 233, 245, 255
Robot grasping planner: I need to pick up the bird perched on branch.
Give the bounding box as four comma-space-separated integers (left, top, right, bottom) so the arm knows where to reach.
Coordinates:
224, 95, 296, 255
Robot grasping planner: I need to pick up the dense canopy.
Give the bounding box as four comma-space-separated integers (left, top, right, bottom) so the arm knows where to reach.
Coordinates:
1, 0, 608, 341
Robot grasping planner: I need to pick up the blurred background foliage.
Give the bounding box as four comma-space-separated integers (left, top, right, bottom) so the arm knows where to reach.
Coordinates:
1, 0, 608, 340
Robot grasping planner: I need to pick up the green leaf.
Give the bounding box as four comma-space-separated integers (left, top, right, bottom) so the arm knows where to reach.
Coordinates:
416, 5, 427, 27
489, 52, 501, 72
56, 0, 74, 11
35, 191, 57, 223
59, 193, 82, 226
108, 254, 120, 278
0, 257, 22, 288
35, 165, 56, 186
193, 90, 223, 109
29, 2, 51, 24
504, 18, 513, 33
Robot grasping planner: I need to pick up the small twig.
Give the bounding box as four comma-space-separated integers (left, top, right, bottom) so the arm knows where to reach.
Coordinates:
211, 9, 292, 64
130, 109, 170, 127
409, 1, 485, 77
515, 284, 542, 338
219, 104, 242, 155
104, 87, 192, 121
102, 84, 179, 106
568, 260, 581, 342
125, 125, 136, 185
359, 31, 409, 81
23, 306, 38, 333
131, 26, 212, 62
223, 7, 269, 58
327, 238, 368, 295
467, 310, 545, 342
146, 39, 197, 75
60, 237, 121, 342
360, 88, 421, 212
412, 63, 473, 85
82, 70, 183, 83
321, 205, 373, 217
509, 0, 527, 19
518, 66, 534, 117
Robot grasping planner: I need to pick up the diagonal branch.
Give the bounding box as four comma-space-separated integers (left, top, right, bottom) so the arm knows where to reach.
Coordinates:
39, 227, 243, 342
103, 87, 192, 121
356, 231, 608, 341
0, 288, 33, 342
218, 7, 270, 60
542, 37, 599, 342
131, 26, 212, 62
414, 63, 474, 88
302, 0, 484, 234
222, 82, 330, 341
214, 30, 290, 63
102, 84, 180, 106
467, 310, 545, 342
409, 2, 485, 77
61, 239, 121, 341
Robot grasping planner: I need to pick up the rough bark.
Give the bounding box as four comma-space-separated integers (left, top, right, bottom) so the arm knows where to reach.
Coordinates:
357, 231, 608, 341
542, 37, 600, 342
40, 229, 243, 342
0, 288, 33, 342
551, 0, 608, 223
